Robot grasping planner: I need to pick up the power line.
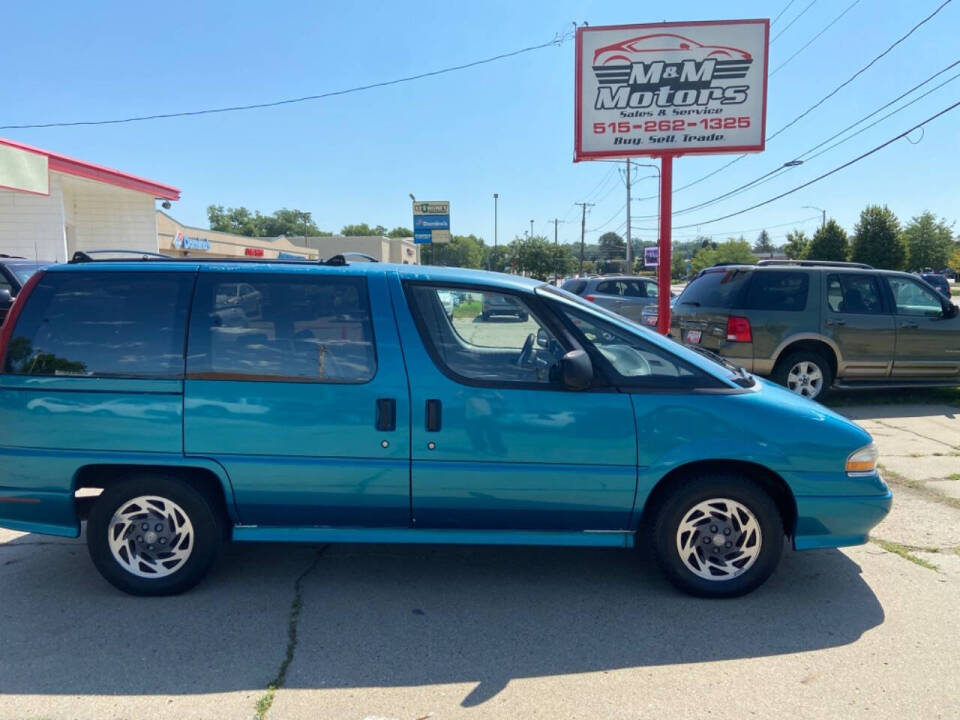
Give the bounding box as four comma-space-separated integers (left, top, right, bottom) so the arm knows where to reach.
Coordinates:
770, 0, 860, 77
771, 0, 800, 25
640, 57, 960, 221
771, 0, 818, 45
635, 0, 954, 201
672, 99, 960, 230
0, 30, 574, 130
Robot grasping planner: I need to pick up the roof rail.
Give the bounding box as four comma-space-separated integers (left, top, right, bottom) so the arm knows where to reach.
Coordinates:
756, 259, 874, 269
0, 253, 26, 259
67, 249, 381, 266
70, 249, 173, 263
321, 252, 379, 266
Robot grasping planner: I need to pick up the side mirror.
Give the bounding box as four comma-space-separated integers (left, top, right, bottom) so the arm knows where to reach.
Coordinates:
536, 328, 549, 348
561, 349, 593, 390
945, 303, 959, 319
0, 289, 13, 310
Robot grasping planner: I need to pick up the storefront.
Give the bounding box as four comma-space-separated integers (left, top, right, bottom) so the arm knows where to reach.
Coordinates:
0, 137, 179, 262
156, 212, 320, 260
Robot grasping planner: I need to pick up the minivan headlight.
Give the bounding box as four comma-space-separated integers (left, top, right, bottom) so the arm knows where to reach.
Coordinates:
846, 443, 879, 475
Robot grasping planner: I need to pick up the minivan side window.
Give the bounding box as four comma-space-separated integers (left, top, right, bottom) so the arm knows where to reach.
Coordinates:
187, 274, 376, 383
826, 274, 885, 314
405, 284, 565, 386
4, 271, 193, 378
743, 271, 809, 311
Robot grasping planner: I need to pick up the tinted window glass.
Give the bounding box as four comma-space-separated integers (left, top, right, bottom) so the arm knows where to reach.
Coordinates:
595, 280, 624, 296
887, 276, 944, 317
187, 274, 376, 382
407, 284, 564, 385
5, 271, 192, 378
9, 263, 44, 286
623, 281, 646, 298
826, 274, 885, 314
561, 279, 587, 295
743, 271, 809, 311
558, 306, 720, 389
676, 269, 751, 308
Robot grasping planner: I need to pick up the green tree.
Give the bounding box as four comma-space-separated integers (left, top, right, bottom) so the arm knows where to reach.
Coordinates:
484, 245, 511, 273
901, 212, 955, 270
690, 238, 756, 274
597, 231, 626, 259
433, 234, 484, 268
387, 226, 414, 238
782, 230, 810, 259
950, 245, 960, 273
508, 235, 573, 280
850, 205, 907, 269
806, 220, 849, 261
753, 230, 775, 256
341, 223, 388, 236
207, 205, 327, 237
671, 250, 688, 280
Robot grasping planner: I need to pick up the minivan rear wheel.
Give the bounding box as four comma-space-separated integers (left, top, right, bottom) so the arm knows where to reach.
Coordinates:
773, 350, 833, 400
650, 475, 784, 598
86, 474, 223, 596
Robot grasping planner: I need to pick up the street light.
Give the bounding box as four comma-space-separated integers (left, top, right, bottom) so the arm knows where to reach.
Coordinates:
493, 193, 499, 248
803, 205, 827, 229
530, 219, 534, 237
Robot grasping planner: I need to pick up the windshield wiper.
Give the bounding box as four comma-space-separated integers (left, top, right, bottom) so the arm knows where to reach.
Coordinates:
688, 346, 755, 387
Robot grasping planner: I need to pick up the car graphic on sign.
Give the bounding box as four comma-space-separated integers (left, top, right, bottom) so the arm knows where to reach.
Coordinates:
593, 33, 752, 66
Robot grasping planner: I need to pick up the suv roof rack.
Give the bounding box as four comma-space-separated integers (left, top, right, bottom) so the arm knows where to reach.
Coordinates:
756, 259, 874, 269
68, 249, 379, 266
0, 253, 27, 259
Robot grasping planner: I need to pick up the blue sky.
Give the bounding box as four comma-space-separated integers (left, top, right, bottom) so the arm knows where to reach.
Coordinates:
3, 0, 958, 247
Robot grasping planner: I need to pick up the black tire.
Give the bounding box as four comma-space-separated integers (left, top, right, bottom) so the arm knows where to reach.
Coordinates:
481, 311, 491, 321
86, 474, 224, 596
650, 474, 784, 598
772, 349, 834, 400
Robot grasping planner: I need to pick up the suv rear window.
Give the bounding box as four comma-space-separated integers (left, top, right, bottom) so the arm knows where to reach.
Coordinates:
743, 271, 809, 311
676, 268, 752, 308
4, 271, 193, 378
562, 280, 587, 295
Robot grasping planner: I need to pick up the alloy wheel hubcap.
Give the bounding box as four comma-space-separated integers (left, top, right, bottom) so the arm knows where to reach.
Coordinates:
675, 498, 763, 581
107, 495, 194, 578
786, 361, 823, 398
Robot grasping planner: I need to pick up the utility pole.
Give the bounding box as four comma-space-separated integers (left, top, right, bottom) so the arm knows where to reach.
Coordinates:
625, 160, 632, 274
576, 202, 594, 276
548, 218, 565, 284
530, 219, 535, 238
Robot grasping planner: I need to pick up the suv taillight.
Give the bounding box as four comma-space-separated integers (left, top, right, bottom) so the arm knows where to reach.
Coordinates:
584, 294, 596, 302
726, 315, 752, 343
0, 270, 44, 370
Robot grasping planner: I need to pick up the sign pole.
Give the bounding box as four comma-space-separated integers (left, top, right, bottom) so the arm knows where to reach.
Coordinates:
656, 154, 673, 336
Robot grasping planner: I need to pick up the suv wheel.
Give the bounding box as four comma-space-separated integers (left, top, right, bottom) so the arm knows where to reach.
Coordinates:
86, 474, 224, 596
650, 475, 784, 598
773, 350, 833, 400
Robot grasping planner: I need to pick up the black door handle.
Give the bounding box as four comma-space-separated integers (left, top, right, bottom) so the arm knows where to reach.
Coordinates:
826, 319, 846, 327
425, 399, 442, 432
375, 398, 396, 431
900, 322, 919, 329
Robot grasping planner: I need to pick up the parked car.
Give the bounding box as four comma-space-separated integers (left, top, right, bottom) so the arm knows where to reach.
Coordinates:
481, 292, 528, 321
561, 275, 669, 323
916, 272, 951, 299
0, 257, 891, 598
669, 260, 960, 400
641, 297, 677, 328
0, 255, 50, 323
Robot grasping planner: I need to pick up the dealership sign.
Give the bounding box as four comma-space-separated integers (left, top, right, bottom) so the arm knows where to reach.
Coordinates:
575, 20, 768, 160
412, 201, 451, 244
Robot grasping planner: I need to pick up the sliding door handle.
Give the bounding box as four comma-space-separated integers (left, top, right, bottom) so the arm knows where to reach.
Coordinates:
375, 398, 396, 431
425, 399, 442, 432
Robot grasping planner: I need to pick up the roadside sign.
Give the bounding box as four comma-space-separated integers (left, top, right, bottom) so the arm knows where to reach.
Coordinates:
412, 200, 450, 244
575, 19, 769, 160
643, 245, 659, 268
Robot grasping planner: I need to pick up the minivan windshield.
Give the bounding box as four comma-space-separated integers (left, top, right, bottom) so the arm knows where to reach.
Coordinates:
537, 284, 752, 387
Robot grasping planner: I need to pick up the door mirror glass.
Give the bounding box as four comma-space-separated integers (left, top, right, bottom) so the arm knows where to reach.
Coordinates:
0, 289, 12, 310
536, 328, 549, 347
561, 350, 593, 390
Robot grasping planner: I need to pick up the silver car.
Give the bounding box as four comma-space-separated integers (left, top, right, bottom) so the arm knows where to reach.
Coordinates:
561, 275, 664, 322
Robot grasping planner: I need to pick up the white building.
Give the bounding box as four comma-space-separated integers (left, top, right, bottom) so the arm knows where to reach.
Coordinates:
0, 138, 179, 262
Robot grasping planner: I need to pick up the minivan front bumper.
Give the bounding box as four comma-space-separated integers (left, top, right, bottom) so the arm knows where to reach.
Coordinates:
793, 489, 893, 550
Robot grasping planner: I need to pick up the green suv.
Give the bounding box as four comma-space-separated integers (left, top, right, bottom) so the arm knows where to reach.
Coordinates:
670, 260, 960, 399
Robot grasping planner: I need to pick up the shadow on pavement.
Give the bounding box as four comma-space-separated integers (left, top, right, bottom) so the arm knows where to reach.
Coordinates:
0, 538, 883, 706
827, 388, 959, 418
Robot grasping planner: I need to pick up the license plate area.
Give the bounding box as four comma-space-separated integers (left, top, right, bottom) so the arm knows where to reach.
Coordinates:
684, 329, 702, 344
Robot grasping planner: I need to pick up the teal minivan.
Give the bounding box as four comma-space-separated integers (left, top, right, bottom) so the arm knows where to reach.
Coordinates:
0, 256, 891, 597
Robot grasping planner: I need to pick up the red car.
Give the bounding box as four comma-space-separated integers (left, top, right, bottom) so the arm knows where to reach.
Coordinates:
593, 33, 751, 66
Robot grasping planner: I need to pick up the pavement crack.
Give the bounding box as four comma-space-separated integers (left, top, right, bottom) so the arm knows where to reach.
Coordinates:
873, 419, 960, 452
871, 538, 939, 572
253, 546, 327, 720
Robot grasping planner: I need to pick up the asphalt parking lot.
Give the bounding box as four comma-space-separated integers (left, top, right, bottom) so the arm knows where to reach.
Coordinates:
2, 394, 959, 720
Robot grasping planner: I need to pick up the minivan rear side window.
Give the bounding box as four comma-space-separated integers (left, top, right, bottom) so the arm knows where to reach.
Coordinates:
743, 271, 809, 311
3, 271, 193, 378
676, 268, 752, 308
187, 273, 376, 383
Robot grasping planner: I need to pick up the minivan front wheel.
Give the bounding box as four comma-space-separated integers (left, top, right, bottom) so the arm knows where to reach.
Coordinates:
87, 475, 223, 596
773, 350, 833, 400
651, 475, 784, 598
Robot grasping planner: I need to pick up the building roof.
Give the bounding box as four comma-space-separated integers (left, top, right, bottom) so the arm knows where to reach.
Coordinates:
0, 137, 180, 200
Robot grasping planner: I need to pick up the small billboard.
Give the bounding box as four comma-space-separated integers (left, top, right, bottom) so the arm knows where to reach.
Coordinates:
575, 19, 769, 160
412, 201, 451, 244
643, 245, 659, 268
